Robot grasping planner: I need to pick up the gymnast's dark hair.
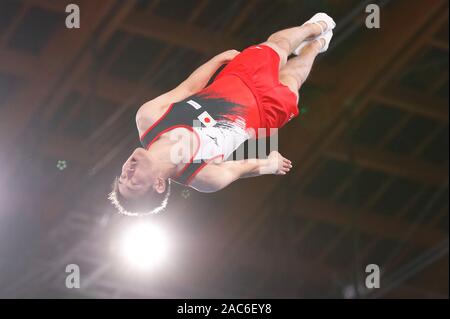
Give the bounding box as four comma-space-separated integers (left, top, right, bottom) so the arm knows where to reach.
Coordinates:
108, 177, 171, 216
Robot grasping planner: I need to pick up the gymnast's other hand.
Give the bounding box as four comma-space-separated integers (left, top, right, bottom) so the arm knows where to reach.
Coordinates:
216, 49, 240, 63
268, 151, 292, 175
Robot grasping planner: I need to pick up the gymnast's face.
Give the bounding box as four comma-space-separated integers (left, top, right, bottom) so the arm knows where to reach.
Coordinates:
118, 148, 155, 199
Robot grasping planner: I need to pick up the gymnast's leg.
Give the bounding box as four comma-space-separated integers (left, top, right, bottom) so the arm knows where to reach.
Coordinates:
261, 21, 328, 68
278, 40, 325, 101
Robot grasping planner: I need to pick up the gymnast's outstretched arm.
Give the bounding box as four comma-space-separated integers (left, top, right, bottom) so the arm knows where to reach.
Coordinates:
190, 151, 292, 193
136, 49, 240, 132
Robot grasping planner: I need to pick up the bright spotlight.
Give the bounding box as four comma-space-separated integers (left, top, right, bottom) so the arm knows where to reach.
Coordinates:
121, 222, 169, 269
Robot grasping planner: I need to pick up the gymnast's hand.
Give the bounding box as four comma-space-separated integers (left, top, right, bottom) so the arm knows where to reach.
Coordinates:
268, 151, 292, 175
215, 49, 240, 63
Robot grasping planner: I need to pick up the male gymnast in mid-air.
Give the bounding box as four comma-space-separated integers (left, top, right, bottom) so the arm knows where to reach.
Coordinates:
109, 13, 336, 216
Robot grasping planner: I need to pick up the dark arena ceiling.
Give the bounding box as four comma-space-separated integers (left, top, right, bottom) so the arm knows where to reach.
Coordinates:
0, 0, 448, 298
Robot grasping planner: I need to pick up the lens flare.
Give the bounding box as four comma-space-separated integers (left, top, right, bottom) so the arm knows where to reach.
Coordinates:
120, 223, 169, 269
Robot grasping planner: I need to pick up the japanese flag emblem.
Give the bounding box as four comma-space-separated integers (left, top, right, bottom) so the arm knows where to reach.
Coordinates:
197, 111, 217, 127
